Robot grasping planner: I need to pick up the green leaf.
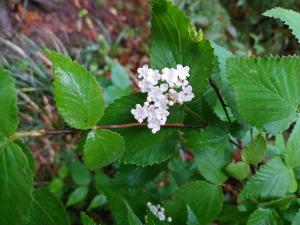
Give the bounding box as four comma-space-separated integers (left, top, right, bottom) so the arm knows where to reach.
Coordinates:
121, 107, 184, 166
46, 50, 105, 130
258, 195, 296, 210
239, 158, 292, 201
228, 56, 300, 134
184, 125, 231, 153
0, 142, 33, 225
84, 129, 125, 170
187, 205, 200, 225
247, 208, 281, 225
285, 117, 300, 167
124, 199, 143, 225
66, 186, 89, 207
0, 67, 18, 136
71, 160, 91, 186
49, 177, 64, 195
88, 194, 107, 211
225, 161, 250, 181
167, 180, 223, 225
100, 94, 183, 166
99, 93, 145, 125
263, 7, 300, 43
104, 85, 131, 105
26, 188, 70, 225
242, 136, 267, 165
80, 212, 97, 225
292, 210, 300, 225
111, 61, 131, 88
195, 148, 231, 184
150, 0, 214, 98
15, 140, 35, 174
58, 163, 69, 179
113, 164, 165, 187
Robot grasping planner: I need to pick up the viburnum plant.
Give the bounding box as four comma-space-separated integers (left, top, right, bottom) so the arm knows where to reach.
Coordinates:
1, 1, 300, 225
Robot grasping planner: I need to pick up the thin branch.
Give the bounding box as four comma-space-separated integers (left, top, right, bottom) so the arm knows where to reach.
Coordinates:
14, 123, 207, 138
209, 78, 231, 123
95, 123, 207, 129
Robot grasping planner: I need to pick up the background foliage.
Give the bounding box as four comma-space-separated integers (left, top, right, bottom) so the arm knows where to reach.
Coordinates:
1, 0, 300, 224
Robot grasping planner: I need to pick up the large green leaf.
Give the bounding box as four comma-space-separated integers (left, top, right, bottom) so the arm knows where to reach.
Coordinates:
285, 117, 300, 167
121, 107, 184, 166
167, 180, 223, 225
150, 0, 214, 98
46, 50, 104, 130
99, 93, 145, 125
84, 129, 125, 170
263, 7, 300, 43
242, 136, 267, 165
247, 208, 281, 225
184, 124, 231, 153
26, 188, 69, 225
239, 158, 292, 201
0, 142, 33, 225
0, 67, 18, 136
228, 56, 300, 134
100, 94, 184, 166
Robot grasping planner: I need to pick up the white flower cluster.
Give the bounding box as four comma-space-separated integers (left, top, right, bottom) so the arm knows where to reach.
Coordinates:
131, 64, 194, 133
146, 202, 172, 222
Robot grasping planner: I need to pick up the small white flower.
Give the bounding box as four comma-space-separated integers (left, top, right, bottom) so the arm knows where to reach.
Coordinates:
132, 64, 194, 134
178, 85, 194, 103
131, 104, 148, 123
137, 64, 150, 79
143, 68, 160, 85
176, 64, 190, 80
160, 83, 169, 92
167, 217, 172, 222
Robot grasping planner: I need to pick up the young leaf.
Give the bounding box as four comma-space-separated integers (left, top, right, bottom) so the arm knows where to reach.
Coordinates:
228, 56, 300, 134
88, 194, 107, 211
239, 158, 292, 201
71, 160, 91, 186
263, 7, 300, 43
225, 161, 250, 181
26, 188, 70, 225
0, 67, 18, 136
167, 180, 223, 225
242, 136, 267, 165
151, 0, 214, 98
66, 186, 89, 207
247, 208, 281, 225
195, 148, 231, 185
83, 129, 125, 170
285, 117, 300, 167
80, 212, 97, 225
0, 142, 33, 225
46, 50, 105, 130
